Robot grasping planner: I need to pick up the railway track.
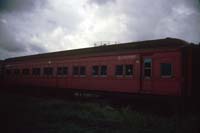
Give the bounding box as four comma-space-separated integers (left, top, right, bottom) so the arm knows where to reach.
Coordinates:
1, 87, 187, 116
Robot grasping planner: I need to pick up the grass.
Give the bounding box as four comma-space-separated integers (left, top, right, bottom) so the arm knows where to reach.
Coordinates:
0, 92, 198, 133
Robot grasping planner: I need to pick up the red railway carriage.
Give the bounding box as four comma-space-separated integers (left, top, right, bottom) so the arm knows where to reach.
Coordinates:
2, 38, 200, 97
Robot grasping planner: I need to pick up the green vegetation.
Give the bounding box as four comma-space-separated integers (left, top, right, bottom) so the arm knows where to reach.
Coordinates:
35, 100, 176, 133
0, 92, 190, 133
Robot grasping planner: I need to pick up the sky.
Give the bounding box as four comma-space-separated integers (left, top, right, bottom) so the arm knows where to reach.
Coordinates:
0, 0, 200, 59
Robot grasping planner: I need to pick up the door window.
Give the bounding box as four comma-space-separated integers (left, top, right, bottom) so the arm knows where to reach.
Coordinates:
144, 58, 152, 78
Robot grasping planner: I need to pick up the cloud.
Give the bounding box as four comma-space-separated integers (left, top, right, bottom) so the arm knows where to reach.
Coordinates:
0, 0, 45, 13
0, 16, 47, 59
88, 0, 116, 5
0, 0, 200, 60
112, 0, 200, 42
0, 22, 24, 52
0, 0, 48, 59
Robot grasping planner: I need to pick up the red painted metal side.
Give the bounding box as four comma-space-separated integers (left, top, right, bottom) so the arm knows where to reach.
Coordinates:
3, 49, 184, 96
152, 51, 182, 96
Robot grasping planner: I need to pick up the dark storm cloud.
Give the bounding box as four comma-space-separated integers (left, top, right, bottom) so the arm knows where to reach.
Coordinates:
0, 0, 45, 12
0, 0, 48, 59
0, 20, 47, 59
0, 22, 26, 52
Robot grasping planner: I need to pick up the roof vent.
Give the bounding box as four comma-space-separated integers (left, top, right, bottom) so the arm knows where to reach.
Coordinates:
93, 41, 118, 47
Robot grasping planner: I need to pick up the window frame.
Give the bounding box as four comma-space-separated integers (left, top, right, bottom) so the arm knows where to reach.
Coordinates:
160, 63, 173, 78
115, 65, 123, 77
92, 65, 99, 77
57, 67, 62, 75
100, 65, 107, 77
80, 66, 86, 77
125, 64, 133, 76
43, 67, 53, 76
32, 68, 41, 76
62, 67, 68, 76
143, 58, 152, 79
22, 68, 30, 75
72, 66, 79, 76
14, 69, 20, 76
57, 66, 68, 76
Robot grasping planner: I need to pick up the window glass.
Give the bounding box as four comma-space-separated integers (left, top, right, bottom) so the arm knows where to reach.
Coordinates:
125, 65, 133, 76
161, 63, 172, 76
92, 66, 99, 76
144, 69, 151, 77
115, 65, 123, 76
63, 67, 68, 75
22, 69, 30, 75
32, 68, 41, 75
43, 67, 53, 75
100, 65, 107, 76
57, 67, 62, 75
14, 69, 20, 75
57, 67, 68, 75
144, 59, 152, 68
73, 66, 79, 75
80, 66, 86, 76
144, 58, 152, 78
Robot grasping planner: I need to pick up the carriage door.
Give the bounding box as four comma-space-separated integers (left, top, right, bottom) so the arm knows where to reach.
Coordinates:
141, 58, 153, 92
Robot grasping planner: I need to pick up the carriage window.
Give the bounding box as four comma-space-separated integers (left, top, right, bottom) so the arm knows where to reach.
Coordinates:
161, 63, 172, 77
43, 67, 53, 75
57, 67, 68, 75
22, 69, 30, 75
92, 66, 99, 76
144, 59, 152, 78
73, 66, 79, 75
63, 67, 68, 75
100, 65, 107, 76
32, 68, 41, 75
80, 66, 86, 76
14, 69, 20, 75
57, 67, 62, 75
125, 65, 133, 76
115, 65, 123, 76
